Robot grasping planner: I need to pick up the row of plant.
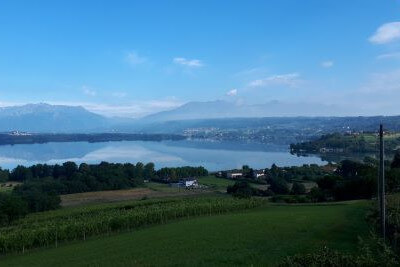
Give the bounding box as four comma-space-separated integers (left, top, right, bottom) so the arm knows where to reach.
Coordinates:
0, 197, 266, 254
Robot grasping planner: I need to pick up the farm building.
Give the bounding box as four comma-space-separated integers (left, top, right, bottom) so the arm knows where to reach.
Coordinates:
227, 172, 243, 179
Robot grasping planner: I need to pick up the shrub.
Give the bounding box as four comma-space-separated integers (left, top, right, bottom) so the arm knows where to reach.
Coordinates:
227, 181, 254, 198
0, 193, 28, 225
280, 242, 398, 267
308, 187, 326, 202
391, 150, 400, 169
291, 182, 306, 195
269, 177, 290, 194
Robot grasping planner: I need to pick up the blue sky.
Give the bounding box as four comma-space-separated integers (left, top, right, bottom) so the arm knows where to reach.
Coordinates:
1, 0, 400, 117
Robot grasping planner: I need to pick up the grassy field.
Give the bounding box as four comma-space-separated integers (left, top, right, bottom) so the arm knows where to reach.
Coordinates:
197, 175, 235, 191
61, 178, 223, 206
0, 201, 370, 267
0, 182, 21, 193
60, 184, 210, 207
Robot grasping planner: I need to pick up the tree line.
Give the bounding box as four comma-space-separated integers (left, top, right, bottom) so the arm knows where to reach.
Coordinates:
228, 150, 400, 203
0, 161, 208, 225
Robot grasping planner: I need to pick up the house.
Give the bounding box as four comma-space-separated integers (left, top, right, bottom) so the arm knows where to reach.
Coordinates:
252, 169, 265, 179
227, 172, 243, 179
182, 179, 198, 188
170, 178, 199, 188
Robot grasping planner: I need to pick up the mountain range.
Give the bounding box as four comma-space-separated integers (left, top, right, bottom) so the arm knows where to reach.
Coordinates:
0, 103, 109, 132
0, 102, 398, 133
142, 100, 352, 122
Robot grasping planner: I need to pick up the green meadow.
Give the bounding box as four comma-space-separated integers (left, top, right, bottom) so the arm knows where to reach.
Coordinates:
0, 200, 370, 267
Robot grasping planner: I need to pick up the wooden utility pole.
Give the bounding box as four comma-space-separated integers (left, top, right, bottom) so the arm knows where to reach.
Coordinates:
379, 124, 386, 241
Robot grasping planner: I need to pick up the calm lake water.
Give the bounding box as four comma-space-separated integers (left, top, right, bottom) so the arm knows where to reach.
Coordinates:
0, 140, 327, 171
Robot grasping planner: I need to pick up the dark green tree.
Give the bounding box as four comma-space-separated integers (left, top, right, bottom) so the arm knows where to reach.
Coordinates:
269, 177, 290, 194
391, 150, 400, 169
291, 182, 306, 195
0, 193, 28, 225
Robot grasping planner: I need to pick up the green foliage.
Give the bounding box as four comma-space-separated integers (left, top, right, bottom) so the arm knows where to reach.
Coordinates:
265, 163, 330, 182
317, 175, 340, 191
227, 181, 254, 198
368, 194, 400, 255
156, 166, 208, 182
310, 161, 377, 202
269, 177, 290, 194
291, 182, 306, 195
387, 168, 400, 192
280, 240, 399, 267
391, 150, 400, 169
10, 165, 33, 181
0, 193, 28, 225
291, 132, 400, 154
0, 197, 265, 254
308, 187, 326, 202
271, 195, 311, 203
8, 161, 153, 195
13, 181, 61, 212
0, 168, 9, 182
0, 200, 370, 266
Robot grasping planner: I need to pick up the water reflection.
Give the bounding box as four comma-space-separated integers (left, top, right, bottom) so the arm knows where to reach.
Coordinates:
0, 141, 327, 171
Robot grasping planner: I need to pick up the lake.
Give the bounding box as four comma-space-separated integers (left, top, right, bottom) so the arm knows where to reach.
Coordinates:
0, 140, 327, 171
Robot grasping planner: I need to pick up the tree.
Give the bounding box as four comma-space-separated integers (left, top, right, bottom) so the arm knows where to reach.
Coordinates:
308, 187, 326, 202
144, 163, 155, 180
227, 181, 254, 198
317, 175, 339, 191
0, 167, 9, 182
79, 163, 91, 173
9, 165, 33, 181
386, 168, 400, 192
391, 150, 400, 169
270, 164, 280, 178
63, 161, 78, 178
291, 182, 306, 195
0, 193, 28, 225
269, 177, 290, 194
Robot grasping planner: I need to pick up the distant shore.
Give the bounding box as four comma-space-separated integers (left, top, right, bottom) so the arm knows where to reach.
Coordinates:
0, 133, 186, 146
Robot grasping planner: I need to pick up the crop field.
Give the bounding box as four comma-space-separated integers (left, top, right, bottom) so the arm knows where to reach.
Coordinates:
61, 179, 224, 207
0, 196, 265, 255
0, 200, 369, 267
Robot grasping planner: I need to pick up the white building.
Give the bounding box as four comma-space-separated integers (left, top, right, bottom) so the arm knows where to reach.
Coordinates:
227, 172, 243, 179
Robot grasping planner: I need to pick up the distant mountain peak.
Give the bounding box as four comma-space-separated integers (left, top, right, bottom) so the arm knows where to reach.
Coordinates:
141, 100, 351, 122
0, 103, 108, 133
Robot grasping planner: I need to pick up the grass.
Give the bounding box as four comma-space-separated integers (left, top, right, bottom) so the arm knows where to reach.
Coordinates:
0, 182, 21, 193
0, 200, 370, 267
61, 181, 214, 207
197, 175, 235, 191
60, 176, 258, 206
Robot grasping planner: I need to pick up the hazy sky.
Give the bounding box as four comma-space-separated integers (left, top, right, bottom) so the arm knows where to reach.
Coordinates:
1, 0, 400, 117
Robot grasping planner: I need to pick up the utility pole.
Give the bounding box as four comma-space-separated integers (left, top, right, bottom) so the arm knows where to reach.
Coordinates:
379, 124, 386, 241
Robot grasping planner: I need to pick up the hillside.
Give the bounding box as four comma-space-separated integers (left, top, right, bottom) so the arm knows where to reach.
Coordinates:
0, 103, 109, 133
290, 132, 400, 153
0, 200, 369, 266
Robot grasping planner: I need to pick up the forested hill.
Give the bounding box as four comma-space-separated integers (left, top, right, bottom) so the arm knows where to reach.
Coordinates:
290, 132, 400, 154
